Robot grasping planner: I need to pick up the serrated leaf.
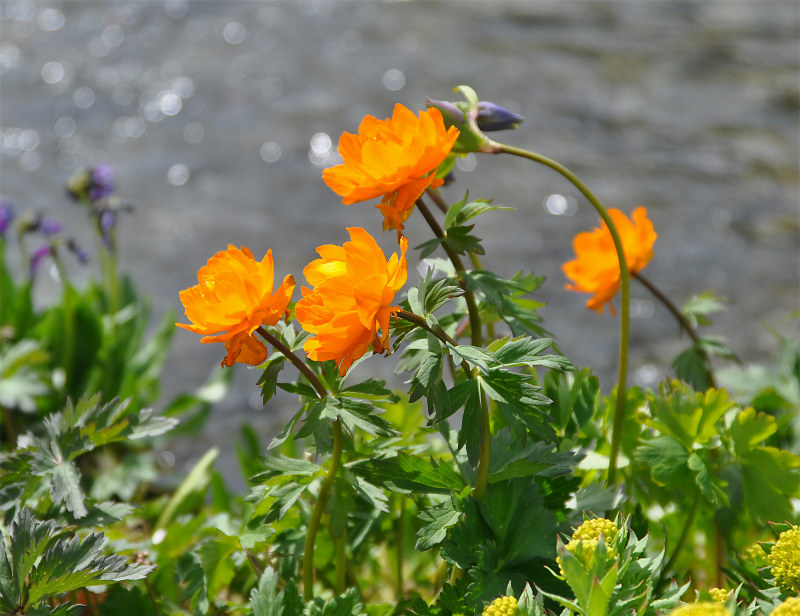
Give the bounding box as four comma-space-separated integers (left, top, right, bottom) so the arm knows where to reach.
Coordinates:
250, 567, 283, 616
729, 407, 778, 455
446, 343, 495, 373
635, 436, 691, 486
353, 452, 466, 495
416, 498, 462, 550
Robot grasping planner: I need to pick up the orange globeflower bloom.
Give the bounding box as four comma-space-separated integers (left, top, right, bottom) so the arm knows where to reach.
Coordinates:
322, 104, 459, 240
563, 207, 657, 314
295, 227, 408, 376
177, 246, 295, 367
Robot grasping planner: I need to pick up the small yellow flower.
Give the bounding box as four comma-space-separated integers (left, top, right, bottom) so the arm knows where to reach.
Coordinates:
773, 597, 800, 616
708, 588, 729, 603
669, 602, 731, 616
769, 526, 800, 594
482, 595, 517, 616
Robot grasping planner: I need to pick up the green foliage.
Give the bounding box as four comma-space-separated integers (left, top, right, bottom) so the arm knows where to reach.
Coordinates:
0, 508, 153, 615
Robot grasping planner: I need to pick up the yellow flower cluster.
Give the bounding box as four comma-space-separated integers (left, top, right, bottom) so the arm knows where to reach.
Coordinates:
707, 588, 729, 603
482, 596, 517, 616
742, 542, 766, 563
558, 518, 619, 576
572, 518, 618, 542
773, 598, 800, 616
669, 602, 731, 616
769, 526, 800, 594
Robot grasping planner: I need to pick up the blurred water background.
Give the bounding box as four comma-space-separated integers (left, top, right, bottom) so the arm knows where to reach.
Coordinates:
1, 0, 798, 484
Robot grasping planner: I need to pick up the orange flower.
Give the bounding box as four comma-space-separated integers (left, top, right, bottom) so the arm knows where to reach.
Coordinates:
177, 246, 295, 367
322, 104, 459, 240
563, 207, 657, 314
295, 227, 408, 376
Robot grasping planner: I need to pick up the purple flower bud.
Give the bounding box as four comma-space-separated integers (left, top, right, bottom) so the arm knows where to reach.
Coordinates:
0, 199, 14, 235
476, 101, 525, 132
38, 216, 63, 236
89, 164, 115, 201
29, 244, 52, 276
426, 98, 466, 124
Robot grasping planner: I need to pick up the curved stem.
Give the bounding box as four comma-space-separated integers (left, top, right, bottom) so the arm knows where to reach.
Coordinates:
657, 487, 702, 593
494, 143, 630, 485
303, 419, 344, 600
415, 198, 482, 348
256, 326, 328, 398
633, 272, 716, 388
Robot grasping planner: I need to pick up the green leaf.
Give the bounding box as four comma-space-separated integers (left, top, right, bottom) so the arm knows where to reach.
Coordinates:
635, 436, 691, 486
454, 379, 484, 466
682, 292, 727, 328
672, 346, 711, 391
353, 452, 466, 495
50, 459, 86, 518
741, 446, 800, 524
646, 382, 733, 449
729, 407, 778, 456
492, 336, 571, 371
341, 378, 399, 402
446, 343, 495, 373
0, 339, 50, 413
258, 355, 286, 404
250, 567, 283, 616
444, 193, 507, 228
416, 498, 462, 550
327, 397, 397, 438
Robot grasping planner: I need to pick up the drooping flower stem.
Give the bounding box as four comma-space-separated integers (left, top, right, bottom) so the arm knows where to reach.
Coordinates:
256, 326, 338, 600
492, 143, 630, 485
415, 198, 482, 348
632, 272, 717, 388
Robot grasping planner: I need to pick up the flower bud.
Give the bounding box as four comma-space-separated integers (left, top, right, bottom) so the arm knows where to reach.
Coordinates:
476, 101, 525, 131
89, 164, 115, 201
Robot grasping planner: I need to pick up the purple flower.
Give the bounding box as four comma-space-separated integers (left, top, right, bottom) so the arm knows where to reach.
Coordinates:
89, 164, 115, 201
0, 199, 14, 236
476, 102, 525, 132
29, 244, 52, 277
38, 216, 63, 236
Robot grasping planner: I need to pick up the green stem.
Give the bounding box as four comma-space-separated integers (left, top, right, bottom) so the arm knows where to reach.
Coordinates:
494, 143, 630, 485
256, 326, 328, 398
334, 524, 347, 594
657, 487, 702, 593
256, 326, 338, 600
395, 495, 405, 597
472, 378, 491, 502
303, 419, 344, 600
415, 198, 482, 347
632, 272, 717, 389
